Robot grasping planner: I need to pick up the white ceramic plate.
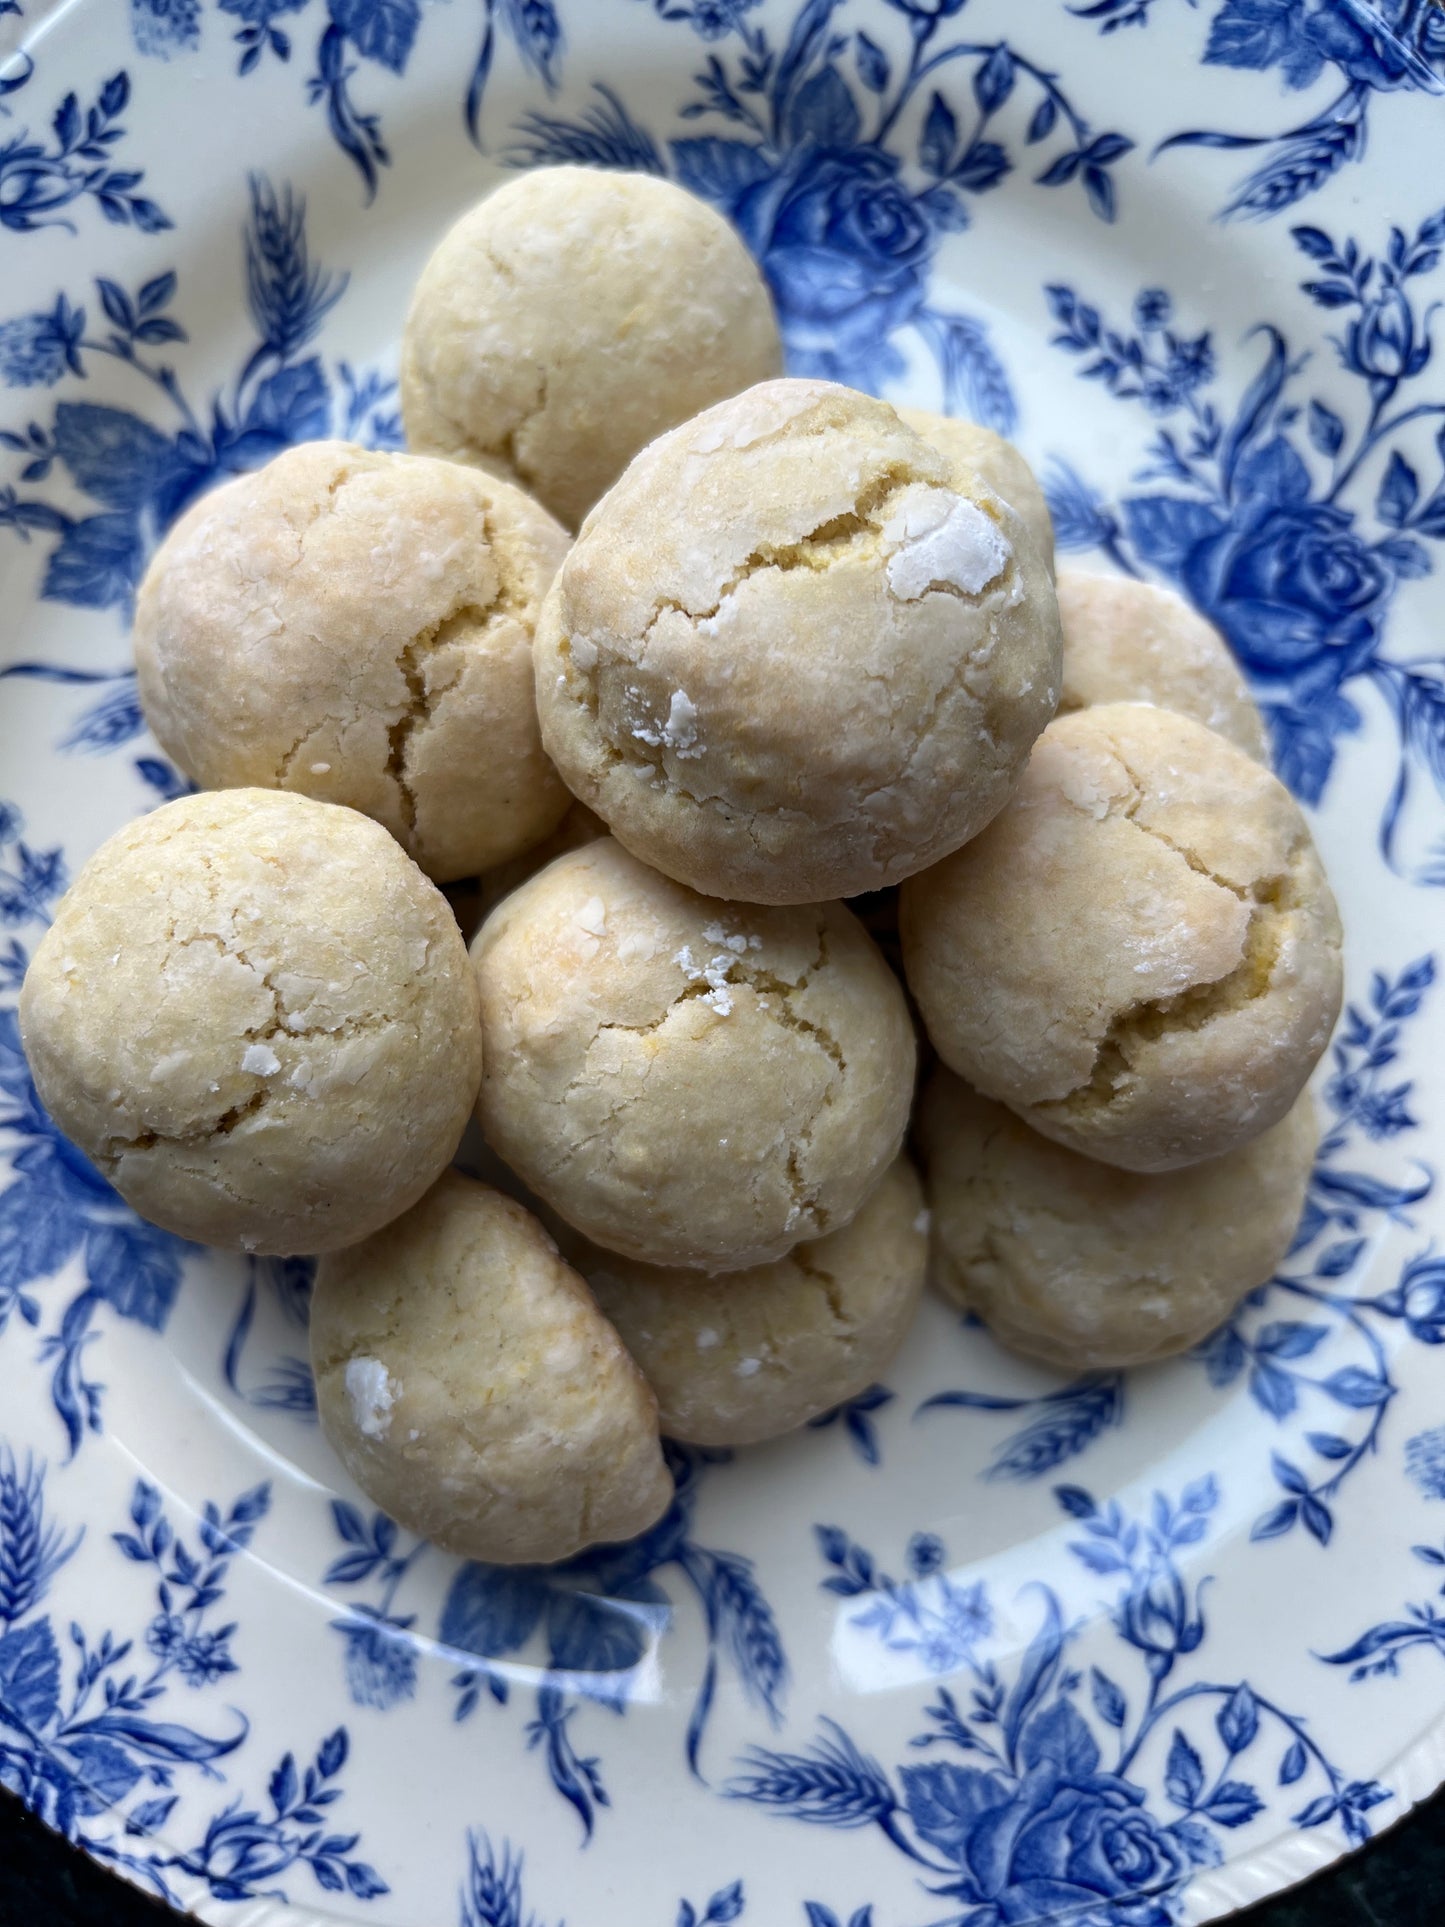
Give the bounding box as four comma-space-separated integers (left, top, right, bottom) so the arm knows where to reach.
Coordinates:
4, 3, 1445, 1923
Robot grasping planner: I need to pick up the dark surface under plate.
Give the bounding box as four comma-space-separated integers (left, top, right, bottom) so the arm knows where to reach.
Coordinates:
2, 1783, 1442, 1925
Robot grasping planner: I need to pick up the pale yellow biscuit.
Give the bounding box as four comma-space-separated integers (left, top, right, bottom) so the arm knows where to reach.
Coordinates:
1055, 570, 1268, 761
896, 406, 1054, 576
900, 704, 1342, 1171
576, 1156, 927, 1446
474, 799, 607, 929
311, 1173, 672, 1564
19, 790, 481, 1253
401, 167, 782, 530
534, 378, 1061, 904
918, 1070, 1318, 1370
133, 441, 571, 884
472, 838, 917, 1269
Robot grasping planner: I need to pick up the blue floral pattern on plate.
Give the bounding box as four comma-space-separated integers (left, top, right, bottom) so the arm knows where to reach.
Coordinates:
1045, 209, 1445, 875
0, 1451, 387, 1906
4, 3, 1445, 1922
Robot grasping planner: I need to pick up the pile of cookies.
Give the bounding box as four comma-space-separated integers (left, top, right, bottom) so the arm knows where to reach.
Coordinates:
18, 166, 1342, 1566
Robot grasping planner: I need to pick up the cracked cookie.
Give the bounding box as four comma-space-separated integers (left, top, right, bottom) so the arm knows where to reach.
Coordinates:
571, 1155, 927, 1447
471, 838, 917, 1270
899, 703, 1342, 1171
918, 1069, 1318, 1370
133, 440, 572, 884
533, 378, 1062, 905
1055, 570, 1269, 760
896, 405, 1055, 577
400, 166, 782, 531
19, 789, 482, 1253
311, 1171, 671, 1564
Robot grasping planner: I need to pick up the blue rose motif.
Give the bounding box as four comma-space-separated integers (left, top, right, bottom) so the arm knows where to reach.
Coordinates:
1390, 1256, 1445, 1348
1346, 284, 1431, 386
902, 1701, 1196, 1924
1207, 0, 1441, 95
1297, 0, 1438, 92
730, 148, 933, 386
1181, 500, 1391, 702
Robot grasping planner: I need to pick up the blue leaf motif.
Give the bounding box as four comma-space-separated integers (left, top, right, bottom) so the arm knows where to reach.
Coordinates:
1378, 451, 1421, 530
1205, 0, 1317, 83
41, 514, 145, 613
63, 1734, 142, 1815
0, 1618, 61, 1730
1250, 1363, 1298, 1419
1028, 95, 1057, 143
1089, 1665, 1127, 1729
706, 1880, 744, 1923
80, 1709, 245, 1764
1292, 225, 1336, 262
1222, 327, 1288, 486
1165, 1728, 1204, 1810
270, 1751, 298, 1815
1302, 1496, 1334, 1544
1308, 399, 1345, 456
1271, 1454, 1310, 1496
670, 138, 771, 206
953, 142, 1011, 194
974, 46, 1015, 114
1255, 1321, 1327, 1359
126, 1793, 178, 1834
1279, 1738, 1308, 1785
788, 67, 859, 151
899, 1759, 1008, 1860
51, 403, 172, 512
0, 1175, 85, 1295
440, 1563, 547, 1660
1121, 494, 1225, 569
85, 1221, 185, 1329
1306, 1432, 1354, 1460
1251, 1500, 1300, 1541
1001, 1590, 1063, 1755
1323, 1367, 1393, 1408
854, 32, 888, 94
1205, 1779, 1266, 1828
1196, 1324, 1247, 1388
1019, 1698, 1100, 1776
327, 0, 419, 73
331, 1501, 368, 1546
545, 1590, 647, 1676
920, 92, 957, 178
1295, 1792, 1340, 1828
1236, 433, 1311, 503
1217, 1683, 1259, 1754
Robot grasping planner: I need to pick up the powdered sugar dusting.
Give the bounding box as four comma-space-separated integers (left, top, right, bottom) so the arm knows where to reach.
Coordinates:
345, 1356, 397, 1440
884, 489, 1011, 600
